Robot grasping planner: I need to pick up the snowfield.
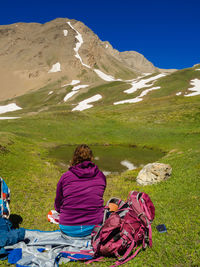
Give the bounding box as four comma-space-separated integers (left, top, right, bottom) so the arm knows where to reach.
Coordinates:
139, 86, 161, 97
0, 103, 22, 114
94, 69, 115, 81
61, 80, 80, 88
114, 97, 142, 105
176, 92, 182, 96
120, 160, 136, 170
0, 117, 20, 120
184, 79, 200, 97
48, 62, 61, 73
64, 84, 88, 102
114, 86, 161, 105
63, 30, 68, 36
72, 94, 102, 111
124, 74, 166, 94
64, 91, 78, 102
72, 84, 88, 91
67, 22, 91, 69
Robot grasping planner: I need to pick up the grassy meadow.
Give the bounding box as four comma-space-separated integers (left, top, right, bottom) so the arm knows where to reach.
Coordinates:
0, 67, 200, 266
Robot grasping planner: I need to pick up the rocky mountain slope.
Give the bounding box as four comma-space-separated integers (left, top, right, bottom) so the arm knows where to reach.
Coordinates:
0, 18, 159, 101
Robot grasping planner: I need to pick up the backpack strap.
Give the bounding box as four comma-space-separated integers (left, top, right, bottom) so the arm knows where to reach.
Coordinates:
148, 224, 153, 247
112, 246, 142, 266
85, 256, 105, 264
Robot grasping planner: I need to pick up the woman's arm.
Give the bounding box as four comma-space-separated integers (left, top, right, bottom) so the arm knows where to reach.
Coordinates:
54, 176, 63, 213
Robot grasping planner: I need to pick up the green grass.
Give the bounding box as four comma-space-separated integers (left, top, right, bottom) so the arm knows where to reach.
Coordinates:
0, 67, 200, 266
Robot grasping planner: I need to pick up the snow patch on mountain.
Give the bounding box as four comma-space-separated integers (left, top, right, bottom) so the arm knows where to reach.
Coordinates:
195, 68, 200, 71
72, 94, 102, 111
48, 62, 61, 73
139, 86, 161, 97
94, 69, 115, 81
184, 79, 200, 97
114, 86, 161, 105
67, 22, 91, 69
121, 160, 137, 170
176, 92, 182, 96
114, 98, 142, 105
61, 80, 80, 88
0, 103, 22, 114
64, 91, 78, 102
63, 30, 68, 36
64, 84, 89, 102
0, 117, 20, 120
72, 84, 89, 91
124, 74, 166, 94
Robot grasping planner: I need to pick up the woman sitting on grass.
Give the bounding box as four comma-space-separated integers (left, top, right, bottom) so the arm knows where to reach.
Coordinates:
54, 144, 106, 237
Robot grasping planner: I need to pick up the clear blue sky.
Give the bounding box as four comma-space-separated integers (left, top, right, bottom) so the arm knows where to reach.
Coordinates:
0, 0, 199, 69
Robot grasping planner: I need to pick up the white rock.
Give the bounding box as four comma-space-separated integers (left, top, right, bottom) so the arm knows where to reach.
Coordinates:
136, 163, 172, 185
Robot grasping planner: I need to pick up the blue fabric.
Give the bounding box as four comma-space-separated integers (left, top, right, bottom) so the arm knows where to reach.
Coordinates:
59, 224, 95, 237
7, 248, 22, 264
55, 251, 93, 264
0, 217, 12, 232
0, 218, 25, 260
37, 248, 46, 252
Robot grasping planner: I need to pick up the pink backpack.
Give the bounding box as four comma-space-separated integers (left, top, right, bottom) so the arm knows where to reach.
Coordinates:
88, 191, 155, 266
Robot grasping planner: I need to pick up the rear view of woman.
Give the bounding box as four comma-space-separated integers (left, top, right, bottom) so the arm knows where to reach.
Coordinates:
54, 144, 106, 237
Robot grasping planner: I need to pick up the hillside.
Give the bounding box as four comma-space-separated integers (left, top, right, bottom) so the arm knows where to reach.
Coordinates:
0, 18, 160, 101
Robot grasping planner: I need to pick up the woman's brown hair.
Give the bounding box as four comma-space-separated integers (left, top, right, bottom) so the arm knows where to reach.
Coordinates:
70, 144, 93, 166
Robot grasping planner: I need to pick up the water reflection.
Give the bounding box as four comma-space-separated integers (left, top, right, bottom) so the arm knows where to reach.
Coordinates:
48, 145, 164, 174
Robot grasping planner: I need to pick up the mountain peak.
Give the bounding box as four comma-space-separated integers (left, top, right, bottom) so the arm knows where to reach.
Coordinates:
0, 18, 158, 101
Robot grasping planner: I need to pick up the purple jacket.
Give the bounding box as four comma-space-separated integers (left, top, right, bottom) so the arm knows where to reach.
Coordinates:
54, 161, 106, 226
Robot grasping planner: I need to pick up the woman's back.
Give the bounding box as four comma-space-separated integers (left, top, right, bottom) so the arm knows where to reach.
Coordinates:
55, 161, 106, 226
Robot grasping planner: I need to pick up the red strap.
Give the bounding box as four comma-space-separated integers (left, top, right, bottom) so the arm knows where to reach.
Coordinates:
67, 256, 80, 261
85, 256, 105, 264
118, 241, 135, 262
143, 201, 151, 221
148, 224, 153, 247
111, 246, 142, 266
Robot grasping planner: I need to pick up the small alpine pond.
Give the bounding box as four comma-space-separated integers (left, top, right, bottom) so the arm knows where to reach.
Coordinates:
48, 145, 165, 174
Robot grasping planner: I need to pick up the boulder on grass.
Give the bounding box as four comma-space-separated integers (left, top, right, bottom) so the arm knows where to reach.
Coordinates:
136, 163, 172, 185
